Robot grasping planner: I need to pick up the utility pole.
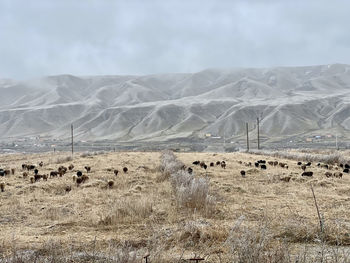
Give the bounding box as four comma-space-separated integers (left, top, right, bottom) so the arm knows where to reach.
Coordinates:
336, 132, 338, 150
71, 124, 74, 157
246, 122, 249, 152
223, 131, 226, 149
257, 117, 260, 150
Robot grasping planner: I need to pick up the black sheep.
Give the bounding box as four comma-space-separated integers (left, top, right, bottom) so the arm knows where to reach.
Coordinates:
302, 171, 313, 177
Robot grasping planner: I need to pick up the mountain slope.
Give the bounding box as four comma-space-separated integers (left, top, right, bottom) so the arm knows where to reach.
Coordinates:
1, 64, 350, 143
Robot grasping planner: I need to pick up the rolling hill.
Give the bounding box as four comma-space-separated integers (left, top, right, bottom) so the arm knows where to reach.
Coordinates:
1, 64, 350, 145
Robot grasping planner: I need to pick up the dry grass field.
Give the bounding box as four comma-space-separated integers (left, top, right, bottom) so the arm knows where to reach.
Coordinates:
1, 150, 350, 262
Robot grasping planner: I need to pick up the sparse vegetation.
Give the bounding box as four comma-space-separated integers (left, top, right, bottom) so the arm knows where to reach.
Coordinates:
0, 150, 350, 262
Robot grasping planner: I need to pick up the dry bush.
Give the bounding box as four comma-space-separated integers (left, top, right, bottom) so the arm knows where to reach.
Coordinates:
158, 150, 185, 181
226, 218, 350, 263
171, 171, 215, 212
0, 239, 141, 263
226, 225, 291, 263
55, 155, 73, 164
275, 210, 350, 246
99, 197, 153, 225
177, 220, 228, 248
160, 151, 215, 213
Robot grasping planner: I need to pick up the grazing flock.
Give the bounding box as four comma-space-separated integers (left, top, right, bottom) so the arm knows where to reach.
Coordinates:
0, 160, 130, 193
187, 156, 347, 183
0, 153, 348, 193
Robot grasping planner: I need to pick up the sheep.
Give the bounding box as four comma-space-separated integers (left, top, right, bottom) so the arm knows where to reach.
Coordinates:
108, 180, 114, 188
34, 169, 39, 175
22, 164, 27, 170
27, 165, 35, 171
210, 162, 214, 167
192, 161, 200, 165
84, 166, 91, 173
260, 164, 267, 170
325, 171, 332, 178
321, 164, 329, 169
199, 162, 206, 168
240, 170, 246, 177
65, 185, 72, 192
50, 171, 59, 177
76, 171, 83, 177
68, 164, 74, 170
123, 167, 128, 173
187, 167, 193, 174
306, 162, 312, 166
11, 168, 15, 175
4, 170, 10, 176
30, 177, 35, 183
42, 174, 48, 181
72, 175, 77, 182
34, 174, 42, 182
345, 164, 350, 169
22, 172, 28, 178
0, 182, 4, 192
114, 169, 119, 176
76, 174, 89, 186
279, 163, 287, 168
301, 171, 313, 177
334, 172, 343, 178
254, 162, 259, 168
76, 177, 83, 186
343, 168, 349, 174
221, 161, 226, 169
82, 174, 89, 182
58, 166, 67, 175
216, 161, 221, 166
39, 161, 43, 167
0, 169, 4, 177
268, 161, 274, 166
301, 165, 307, 171
273, 161, 278, 166
297, 162, 302, 166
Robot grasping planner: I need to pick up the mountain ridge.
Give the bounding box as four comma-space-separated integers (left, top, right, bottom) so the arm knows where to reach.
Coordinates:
1, 64, 350, 144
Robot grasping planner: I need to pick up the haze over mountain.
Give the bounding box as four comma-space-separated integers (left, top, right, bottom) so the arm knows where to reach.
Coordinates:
1, 64, 350, 144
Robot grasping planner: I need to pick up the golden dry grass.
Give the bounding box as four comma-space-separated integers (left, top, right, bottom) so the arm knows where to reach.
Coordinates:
0, 150, 350, 262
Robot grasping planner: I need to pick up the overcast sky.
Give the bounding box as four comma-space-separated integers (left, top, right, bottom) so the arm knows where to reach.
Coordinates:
1, 0, 349, 79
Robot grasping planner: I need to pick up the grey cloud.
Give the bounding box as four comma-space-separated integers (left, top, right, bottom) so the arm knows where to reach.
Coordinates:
0, 0, 349, 79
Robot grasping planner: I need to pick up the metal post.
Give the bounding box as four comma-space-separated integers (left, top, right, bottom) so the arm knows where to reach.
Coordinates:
71, 124, 74, 157
246, 122, 249, 152
336, 133, 338, 150
257, 117, 260, 150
